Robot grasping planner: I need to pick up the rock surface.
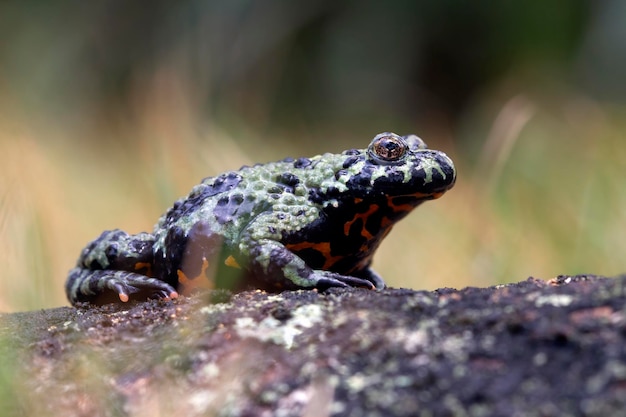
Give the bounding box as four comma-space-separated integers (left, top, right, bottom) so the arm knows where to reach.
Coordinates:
1, 274, 626, 417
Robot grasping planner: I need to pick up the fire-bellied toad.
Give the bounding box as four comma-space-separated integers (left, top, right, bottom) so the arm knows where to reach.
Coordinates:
66, 132, 456, 305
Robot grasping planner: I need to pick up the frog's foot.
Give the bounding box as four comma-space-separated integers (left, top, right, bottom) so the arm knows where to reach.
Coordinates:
66, 268, 178, 306
309, 270, 377, 291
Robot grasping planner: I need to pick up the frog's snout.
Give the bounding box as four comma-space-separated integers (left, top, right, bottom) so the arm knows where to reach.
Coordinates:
436, 151, 456, 190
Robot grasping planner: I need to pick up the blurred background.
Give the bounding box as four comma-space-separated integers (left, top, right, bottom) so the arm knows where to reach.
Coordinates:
1, 0, 625, 311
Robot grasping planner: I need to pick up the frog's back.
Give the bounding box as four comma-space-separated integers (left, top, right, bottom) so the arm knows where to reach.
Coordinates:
155, 159, 316, 237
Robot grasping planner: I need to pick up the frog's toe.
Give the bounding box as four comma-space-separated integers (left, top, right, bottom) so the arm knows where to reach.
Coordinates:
355, 268, 386, 290
111, 282, 178, 303
108, 273, 178, 302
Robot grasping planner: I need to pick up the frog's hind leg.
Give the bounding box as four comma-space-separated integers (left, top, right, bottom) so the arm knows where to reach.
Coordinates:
66, 268, 178, 305
66, 229, 177, 305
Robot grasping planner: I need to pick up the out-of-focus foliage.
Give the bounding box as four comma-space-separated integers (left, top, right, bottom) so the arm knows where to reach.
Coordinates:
0, 0, 598, 134
1, 1, 625, 312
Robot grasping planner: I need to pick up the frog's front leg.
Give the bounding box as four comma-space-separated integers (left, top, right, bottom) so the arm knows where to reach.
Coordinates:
65, 230, 178, 305
238, 211, 378, 290
242, 237, 376, 290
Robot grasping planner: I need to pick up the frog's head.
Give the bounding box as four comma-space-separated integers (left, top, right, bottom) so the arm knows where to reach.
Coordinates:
339, 132, 456, 204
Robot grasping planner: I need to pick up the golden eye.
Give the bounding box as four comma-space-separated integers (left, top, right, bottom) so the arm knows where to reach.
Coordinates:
368, 133, 408, 164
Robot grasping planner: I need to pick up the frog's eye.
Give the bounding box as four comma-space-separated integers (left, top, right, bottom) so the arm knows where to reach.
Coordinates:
368, 133, 409, 164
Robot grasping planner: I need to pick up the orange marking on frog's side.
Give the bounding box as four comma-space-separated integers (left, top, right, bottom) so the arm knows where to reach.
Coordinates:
389, 190, 444, 210
385, 191, 440, 214
285, 241, 344, 270
134, 262, 153, 276
224, 255, 241, 269
380, 217, 393, 228
343, 203, 379, 240
177, 257, 214, 294
385, 196, 415, 214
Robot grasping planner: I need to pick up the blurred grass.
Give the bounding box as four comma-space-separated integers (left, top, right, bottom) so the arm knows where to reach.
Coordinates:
1, 1, 625, 312
2, 84, 626, 312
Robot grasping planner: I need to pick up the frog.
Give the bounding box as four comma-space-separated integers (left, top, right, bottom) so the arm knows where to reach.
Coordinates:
66, 132, 456, 305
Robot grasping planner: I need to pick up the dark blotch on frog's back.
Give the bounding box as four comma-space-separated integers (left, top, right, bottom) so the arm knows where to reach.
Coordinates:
293, 157, 312, 169
345, 167, 375, 190
201, 172, 244, 202
342, 154, 363, 169
276, 172, 300, 189
214, 192, 273, 226
210, 169, 300, 226
214, 193, 243, 225
308, 185, 343, 205
163, 172, 243, 226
